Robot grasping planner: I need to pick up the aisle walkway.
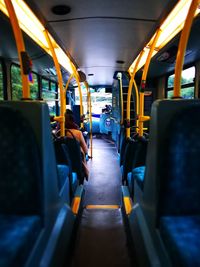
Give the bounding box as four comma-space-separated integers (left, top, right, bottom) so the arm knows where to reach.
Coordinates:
70, 136, 133, 267
84, 136, 122, 206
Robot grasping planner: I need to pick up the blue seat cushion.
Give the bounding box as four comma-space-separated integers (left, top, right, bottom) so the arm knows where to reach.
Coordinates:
132, 166, 145, 190
57, 164, 70, 191
0, 214, 41, 267
57, 165, 70, 204
72, 172, 78, 193
127, 172, 133, 196
160, 216, 200, 267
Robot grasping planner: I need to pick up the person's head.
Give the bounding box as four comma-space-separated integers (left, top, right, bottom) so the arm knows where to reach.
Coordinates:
66, 109, 73, 115
65, 109, 79, 129
65, 109, 74, 123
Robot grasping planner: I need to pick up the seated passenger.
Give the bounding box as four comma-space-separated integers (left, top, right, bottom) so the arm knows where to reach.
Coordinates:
65, 109, 89, 181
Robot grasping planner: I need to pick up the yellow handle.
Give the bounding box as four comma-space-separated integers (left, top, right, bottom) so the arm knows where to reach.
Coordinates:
4, 0, 30, 99
44, 29, 65, 136
174, 0, 199, 97
126, 50, 144, 138
84, 81, 93, 158
138, 29, 161, 136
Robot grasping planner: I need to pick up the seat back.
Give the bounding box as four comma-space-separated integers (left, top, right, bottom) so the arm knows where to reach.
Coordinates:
131, 135, 148, 170
0, 101, 60, 224
122, 138, 136, 182
122, 136, 148, 184
58, 136, 82, 182
54, 139, 74, 200
159, 105, 200, 216
142, 99, 200, 227
0, 105, 41, 215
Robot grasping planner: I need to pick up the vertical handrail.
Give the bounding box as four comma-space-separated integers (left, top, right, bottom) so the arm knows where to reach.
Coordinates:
174, 0, 199, 97
118, 73, 124, 125
84, 81, 93, 158
69, 64, 84, 128
64, 74, 73, 108
4, 0, 30, 99
138, 29, 161, 136
77, 78, 84, 129
126, 50, 144, 138
44, 29, 65, 136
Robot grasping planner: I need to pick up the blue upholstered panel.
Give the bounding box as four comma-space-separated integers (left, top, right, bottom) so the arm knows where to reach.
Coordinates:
57, 165, 70, 191
160, 216, 200, 267
161, 107, 200, 215
0, 215, 41, 267
0, 106, 41, 215
127, 172, 133, 196
133, 166, 145, 191
72, 172, 78, 193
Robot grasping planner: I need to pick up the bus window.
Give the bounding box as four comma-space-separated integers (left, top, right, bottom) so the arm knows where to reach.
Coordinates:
0, 63, 3, 100
167, 66, 195, 99
11, 64, 39, 100
75, 86, 112, 115
42, 78, 58, 116
50, 81, 57, 92
29, 72, 39, 99
11, 65, 22, 100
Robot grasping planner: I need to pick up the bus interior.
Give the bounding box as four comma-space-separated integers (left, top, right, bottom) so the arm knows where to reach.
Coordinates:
0, 0, 200, 266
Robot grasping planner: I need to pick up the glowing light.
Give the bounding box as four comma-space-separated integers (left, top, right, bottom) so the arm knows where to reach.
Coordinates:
0, 0, 73, 74
129, 0, 200, 74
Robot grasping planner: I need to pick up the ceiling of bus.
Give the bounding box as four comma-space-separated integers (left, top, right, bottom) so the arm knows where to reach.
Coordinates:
25, 0, 179, 86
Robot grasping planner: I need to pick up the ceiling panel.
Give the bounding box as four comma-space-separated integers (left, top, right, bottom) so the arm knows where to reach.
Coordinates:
26, 0, 178, 86
50, 18, 155, 85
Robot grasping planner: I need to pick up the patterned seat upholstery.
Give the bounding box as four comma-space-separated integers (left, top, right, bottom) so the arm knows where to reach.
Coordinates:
137, 99, 200, 266
0, 106, 42, 266
156, 105, 200, 266
0, 215, 41, 267
160, 216, 200, 267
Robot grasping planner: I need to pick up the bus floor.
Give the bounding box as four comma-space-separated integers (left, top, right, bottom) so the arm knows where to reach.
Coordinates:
69, 135, 134, 267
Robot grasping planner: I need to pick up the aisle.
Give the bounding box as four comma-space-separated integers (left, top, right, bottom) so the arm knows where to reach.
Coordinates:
70, 136, 133, 267
84, 136, 122, 206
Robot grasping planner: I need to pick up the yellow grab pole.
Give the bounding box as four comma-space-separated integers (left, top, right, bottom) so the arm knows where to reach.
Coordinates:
77, 78, 84, 129
138, 29, 161, 136
44, 30, 65, 136
4, 0, 30, 99
84, 81, 93, 158
174, 0, 199, 97
126, 50, 144, 138
118, 73, 124, 125
133, 79, 139, 129
64, 74, 73, 108
70, 64, 84, 128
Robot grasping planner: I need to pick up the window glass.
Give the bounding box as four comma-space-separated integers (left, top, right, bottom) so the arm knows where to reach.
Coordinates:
11, 65, 39, 100
29, 73, 38, 99
167, 66, 195, 99
0, 63, 3, 100
167, 87, 194, 99
75, 86, 112, 115
11, 65, 22, 100
42, 78, 58, 116
50, 81, 57, 92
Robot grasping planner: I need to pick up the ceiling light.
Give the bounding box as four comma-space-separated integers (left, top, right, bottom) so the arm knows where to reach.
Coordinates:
0, 0, 73, 74
129, 0, 200, 74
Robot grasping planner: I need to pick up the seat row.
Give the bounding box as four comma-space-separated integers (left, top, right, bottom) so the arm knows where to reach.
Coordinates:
121, 99, 200, 267
0, 100, 84, 267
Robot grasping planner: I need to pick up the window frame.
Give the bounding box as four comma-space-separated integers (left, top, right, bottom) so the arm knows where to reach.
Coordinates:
166, 65, 196, 99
